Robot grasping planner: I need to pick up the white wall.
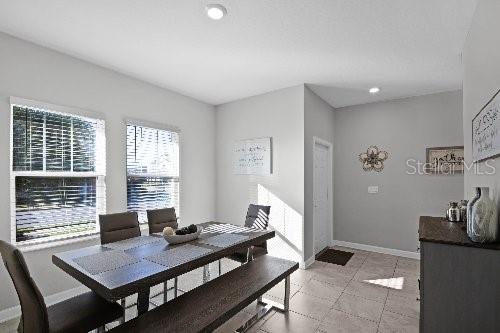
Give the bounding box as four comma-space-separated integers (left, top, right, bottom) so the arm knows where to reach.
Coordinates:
463, 0, 500, 212
215, 85, 305, 264
334, 91, 464, 252
304, 86, 335, 262
0, 32, 216, 312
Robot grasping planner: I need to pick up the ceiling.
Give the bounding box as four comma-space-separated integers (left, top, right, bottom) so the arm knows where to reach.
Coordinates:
0, 0, 477, 108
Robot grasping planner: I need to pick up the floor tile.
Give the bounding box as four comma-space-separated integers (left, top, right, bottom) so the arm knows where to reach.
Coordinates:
309, 270, 352, 289
260, 310, 321, 333
321, 264, 358, 279
392, 268, 419, 280
396, 258, 420, 272
264, 280, 300, 301
290, 268, 314, 287
363, 256, 397, 269
353, 266, 395, 282
343, 256, 366, 269
319, 308, 378, 333
344, 280, 389, 302
387, 276, 419, 300
299, 278, 344, 301
384, 294, 420, 319
378, 310, 419, 333
332, 293, 384, 322
289, 291, 334, 320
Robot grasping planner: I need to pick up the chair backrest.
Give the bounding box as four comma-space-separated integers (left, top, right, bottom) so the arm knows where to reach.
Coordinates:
244, 204, 271, 230
0, 241, 49, 333
99, 212, 141, 245
147, 207, 178, 234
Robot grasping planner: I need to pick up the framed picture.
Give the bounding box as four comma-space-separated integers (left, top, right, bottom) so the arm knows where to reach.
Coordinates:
233, 137, 272, 175
472, 88, 500, 163
426, 146, 464, 174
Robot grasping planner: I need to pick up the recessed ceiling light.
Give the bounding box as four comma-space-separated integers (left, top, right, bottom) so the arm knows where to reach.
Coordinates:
369, 87, 380, 94
206, 4, 227, 20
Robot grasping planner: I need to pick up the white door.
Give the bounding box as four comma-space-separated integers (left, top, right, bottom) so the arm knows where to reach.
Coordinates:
314, 142, 330, 254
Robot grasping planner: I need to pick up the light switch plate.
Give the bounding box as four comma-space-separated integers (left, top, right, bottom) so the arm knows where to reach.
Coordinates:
368, 186, 379, 194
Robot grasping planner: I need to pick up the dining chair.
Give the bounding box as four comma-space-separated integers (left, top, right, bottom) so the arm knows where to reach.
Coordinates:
99, 211, 141, 245
146, 207, 180, 303
146, 207, 178, 233
219, 204, 271, 275
0, 240, 123, 333
99, 211, 141, 317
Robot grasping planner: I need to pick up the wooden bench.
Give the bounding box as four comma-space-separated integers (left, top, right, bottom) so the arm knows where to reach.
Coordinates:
109, 255, 298, 333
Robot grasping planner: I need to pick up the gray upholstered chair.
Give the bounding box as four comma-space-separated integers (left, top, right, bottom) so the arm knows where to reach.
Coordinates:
99, 212, 141, 245
99, 211, 141, 315
0, 240, 123, 333
219, 204, 271, 275
146, 207, 178, 234
146, 207, 180, 303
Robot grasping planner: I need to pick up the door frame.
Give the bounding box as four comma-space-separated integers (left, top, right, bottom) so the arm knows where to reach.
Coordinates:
312, 136, 333, 257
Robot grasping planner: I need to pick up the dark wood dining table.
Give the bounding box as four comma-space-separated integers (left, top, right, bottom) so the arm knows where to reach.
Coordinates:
52, 222, 275, 315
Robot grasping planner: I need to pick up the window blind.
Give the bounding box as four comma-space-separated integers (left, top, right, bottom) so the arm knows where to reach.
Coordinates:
126, 124, 179, 222
11, 105, 106, 244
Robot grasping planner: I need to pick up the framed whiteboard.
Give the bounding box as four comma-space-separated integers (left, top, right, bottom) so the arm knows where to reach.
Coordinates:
472, 88, 500, 163
233, 137, 272, 175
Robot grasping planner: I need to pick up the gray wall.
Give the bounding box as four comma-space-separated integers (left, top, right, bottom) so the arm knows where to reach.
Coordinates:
463, 0, 500, 212
334, 91, 464, 252
215, 85, 305, 264
304, 86, 335, 262
0, 32, 216, 312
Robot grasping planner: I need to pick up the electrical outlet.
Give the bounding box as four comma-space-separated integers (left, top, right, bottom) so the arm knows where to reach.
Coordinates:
368, 186, 379, 194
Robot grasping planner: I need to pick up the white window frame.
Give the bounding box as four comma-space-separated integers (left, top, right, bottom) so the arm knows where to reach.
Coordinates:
9, 97, 106, 248
125, 118, 181, 223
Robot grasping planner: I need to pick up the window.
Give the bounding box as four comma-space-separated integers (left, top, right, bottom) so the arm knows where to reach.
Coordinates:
11, 102, 106, 245
126, 123, 180, 223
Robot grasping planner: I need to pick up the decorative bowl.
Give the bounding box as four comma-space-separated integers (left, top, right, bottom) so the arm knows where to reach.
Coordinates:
163, 226, 203, 244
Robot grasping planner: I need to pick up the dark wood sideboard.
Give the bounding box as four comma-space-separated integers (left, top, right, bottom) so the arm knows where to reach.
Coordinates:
418, 216, 500, 333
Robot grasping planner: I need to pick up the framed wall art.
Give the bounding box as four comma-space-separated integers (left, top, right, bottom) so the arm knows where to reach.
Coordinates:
426, 146, 464, 174
472, 88, 500, 163
233, 137, 272, 175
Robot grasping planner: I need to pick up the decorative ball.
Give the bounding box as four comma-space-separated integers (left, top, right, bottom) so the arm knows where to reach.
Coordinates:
163, 226, 175, 236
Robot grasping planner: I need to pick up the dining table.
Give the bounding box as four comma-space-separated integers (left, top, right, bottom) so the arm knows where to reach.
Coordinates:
52, 221, 275, 316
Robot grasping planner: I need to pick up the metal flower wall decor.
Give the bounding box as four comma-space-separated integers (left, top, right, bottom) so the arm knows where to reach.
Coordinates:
359, 146, 389, 172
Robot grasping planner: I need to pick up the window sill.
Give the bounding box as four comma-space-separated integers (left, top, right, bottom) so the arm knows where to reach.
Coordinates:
17, 233, 100, 253
17, 224, 152, 253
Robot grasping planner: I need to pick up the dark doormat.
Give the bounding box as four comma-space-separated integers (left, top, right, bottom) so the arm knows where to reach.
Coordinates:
315, 248, 354, 266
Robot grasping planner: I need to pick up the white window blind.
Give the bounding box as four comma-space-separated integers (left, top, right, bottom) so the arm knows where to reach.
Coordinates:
11, 104, 106, 244
126, 124, 179, 222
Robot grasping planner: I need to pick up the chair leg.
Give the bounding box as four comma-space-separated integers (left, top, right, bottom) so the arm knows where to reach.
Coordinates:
218, 259, 222, 276
163, 281, 168, 303
246, 246, 254, 262
174, 277, 178, 298
119, 299, 126, 324
97, 326, 106, 333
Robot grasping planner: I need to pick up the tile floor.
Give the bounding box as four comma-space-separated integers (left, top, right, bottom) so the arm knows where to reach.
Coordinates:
0, 246, 420, 332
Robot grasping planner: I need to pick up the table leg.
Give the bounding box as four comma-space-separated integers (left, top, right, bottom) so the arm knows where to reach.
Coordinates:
137, 289, 150, 315
283, 275, 290, 311
174, 277, 178, 298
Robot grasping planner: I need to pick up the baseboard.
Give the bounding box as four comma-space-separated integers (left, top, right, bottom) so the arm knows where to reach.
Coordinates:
332, 240, 420, 260
301, 256, 315, 269
0, 285, 88, 323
